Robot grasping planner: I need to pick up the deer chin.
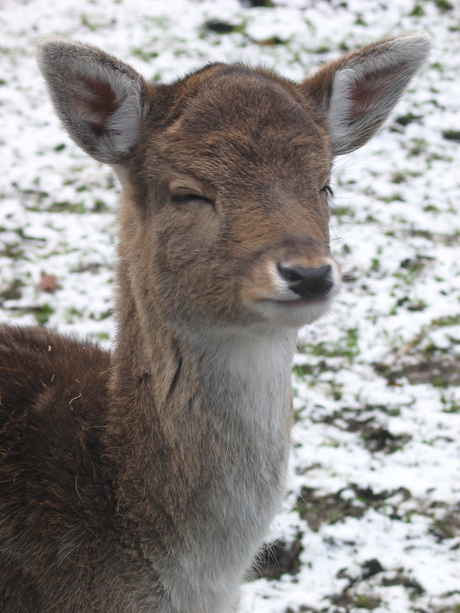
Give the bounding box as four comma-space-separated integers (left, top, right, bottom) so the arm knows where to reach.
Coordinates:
252, 293, 334, 328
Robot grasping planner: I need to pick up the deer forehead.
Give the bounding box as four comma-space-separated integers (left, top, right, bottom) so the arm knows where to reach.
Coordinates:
150, 67, 332, 187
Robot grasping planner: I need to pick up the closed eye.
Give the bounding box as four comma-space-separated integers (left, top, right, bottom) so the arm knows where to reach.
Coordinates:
169, 178, 216, 207
171, 192, 215, 206
321, 184, 334, 198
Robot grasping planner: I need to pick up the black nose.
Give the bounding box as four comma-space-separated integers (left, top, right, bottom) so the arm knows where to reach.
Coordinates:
277, 263, 333, 300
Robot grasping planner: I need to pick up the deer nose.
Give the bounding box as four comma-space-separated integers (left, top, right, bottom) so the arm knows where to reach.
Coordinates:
277, 263, 333, 300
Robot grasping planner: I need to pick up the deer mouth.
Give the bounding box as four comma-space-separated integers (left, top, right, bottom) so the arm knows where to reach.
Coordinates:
252, 291, 335, 328
262, 295, 329, 306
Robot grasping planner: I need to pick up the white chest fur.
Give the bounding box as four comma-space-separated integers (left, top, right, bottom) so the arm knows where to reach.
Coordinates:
163, 328, 297, 613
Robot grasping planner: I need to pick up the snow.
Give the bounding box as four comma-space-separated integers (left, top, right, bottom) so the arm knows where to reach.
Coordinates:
1, 0, 459, 611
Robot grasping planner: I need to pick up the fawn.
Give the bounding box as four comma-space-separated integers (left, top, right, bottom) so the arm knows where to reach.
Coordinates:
0, 32, 431, 613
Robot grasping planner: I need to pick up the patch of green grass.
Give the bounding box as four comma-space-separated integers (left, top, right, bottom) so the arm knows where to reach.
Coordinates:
243, 0, 274, 6
292, 358, 334, 380
48, 201, 87, 214
94, 331, 110, 341
424, 204, 440, 212
354, 15, 367, 26
379, 193, 405, 203
80, 14, 115, 31
433, 0, 453, 12
442, 130, 460, 142
91, 308, 112, 321
93, 198, 108, 212
441, 393, 460, 413
429, 507, 460, 540
371, 258, 380, 272
149, 70, 164, 83
144, 15, 171, 28
407, 299, 427, 312
315, 45, 331, 53
203, 20, 246, 35
297, 330, 359, 362
391, 171, 407, 184
35, 303, 55, 326
331, 205, 355, 217
361, 426, 411, 454
433, 376, 445, 387
410, 4, 425, 17
433, 314, 460, 327
398, 255, 431, 275
408, 138, 428, 156
0, 279, 25, 303
81, 14, 98, 31
67, 307, 84, 321
132, 48, 159, 61
0, 242, 25, 260
293, 363, 313, 377
354, 593, 382, 609
395, 112, 422, 127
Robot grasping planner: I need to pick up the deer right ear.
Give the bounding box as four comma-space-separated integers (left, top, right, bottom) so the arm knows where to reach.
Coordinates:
301, 32, 432, 156
36, 37, 151, 165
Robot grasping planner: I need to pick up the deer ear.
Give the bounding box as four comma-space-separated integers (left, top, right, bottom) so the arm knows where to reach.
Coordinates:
302, 32, 432, 156
36, 37, 151, 165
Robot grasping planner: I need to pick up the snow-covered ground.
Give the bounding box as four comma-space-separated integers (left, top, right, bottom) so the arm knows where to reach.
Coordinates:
0, 0, 459, 611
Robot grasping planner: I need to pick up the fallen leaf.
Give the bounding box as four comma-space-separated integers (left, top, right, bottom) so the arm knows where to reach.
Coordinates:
39, 272, 61, 293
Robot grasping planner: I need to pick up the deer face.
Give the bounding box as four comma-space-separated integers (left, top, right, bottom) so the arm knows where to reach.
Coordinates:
36, 33, 431, 331
127, 66, 339, 330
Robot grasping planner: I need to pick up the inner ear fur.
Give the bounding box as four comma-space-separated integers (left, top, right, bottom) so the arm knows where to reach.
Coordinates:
36, 37, 151, 165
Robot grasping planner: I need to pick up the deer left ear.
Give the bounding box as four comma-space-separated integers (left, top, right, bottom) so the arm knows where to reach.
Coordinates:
301, 32, 432, 156
36, 37, 151, 165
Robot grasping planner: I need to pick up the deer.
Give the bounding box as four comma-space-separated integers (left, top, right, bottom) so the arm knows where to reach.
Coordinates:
0, 32, 431, 613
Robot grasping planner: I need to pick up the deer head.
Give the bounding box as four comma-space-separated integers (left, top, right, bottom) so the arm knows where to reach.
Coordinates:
36, 33, 431, 338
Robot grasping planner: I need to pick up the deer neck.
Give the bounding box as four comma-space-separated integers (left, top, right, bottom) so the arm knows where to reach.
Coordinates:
109, 285, 296, 521
107, 226, 297, 609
